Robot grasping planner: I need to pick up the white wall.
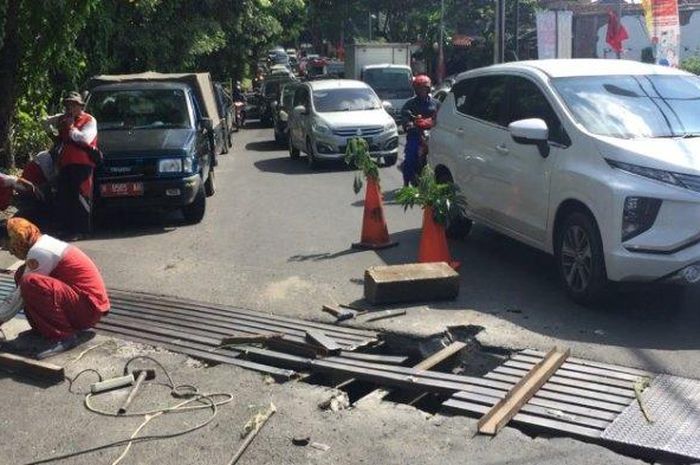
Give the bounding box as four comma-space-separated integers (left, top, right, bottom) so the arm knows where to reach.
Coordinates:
595, 11, 700, 61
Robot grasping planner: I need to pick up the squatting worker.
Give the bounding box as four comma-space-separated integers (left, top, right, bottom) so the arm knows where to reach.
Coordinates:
6, 217, 110, 356
400, 75, 439, 186
43, 91, 98, 239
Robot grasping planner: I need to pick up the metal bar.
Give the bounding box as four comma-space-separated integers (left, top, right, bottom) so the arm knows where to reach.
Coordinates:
452, 391, 618, 421
477, 347, 570, 436
495, 364, 636, 390
306, 330, 342, 355
109, 288, 378, 339
108, 305, 361, 349
520, 349, 654, 377
96, 324, 295, 379
458, 391, 610, 430
511, 356, 645, 383
443, 398, 603, 439
109, 294, 375, 345
338, 351, 408, 365
486, 370, 635, 398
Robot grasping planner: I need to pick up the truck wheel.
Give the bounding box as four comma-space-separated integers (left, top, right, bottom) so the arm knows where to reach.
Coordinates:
204, 168, 216, 197
183, 184, 206, 224
554, 211, 608, 305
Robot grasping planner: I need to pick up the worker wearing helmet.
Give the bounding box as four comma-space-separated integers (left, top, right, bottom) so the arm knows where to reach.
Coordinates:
400, 75, 439, 186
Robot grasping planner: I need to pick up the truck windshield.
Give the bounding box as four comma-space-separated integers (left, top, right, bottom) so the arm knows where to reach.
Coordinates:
553, 74, 700, 139
89, 89, 191, 130
313, 88, 381, 112
363, 68, 413, 99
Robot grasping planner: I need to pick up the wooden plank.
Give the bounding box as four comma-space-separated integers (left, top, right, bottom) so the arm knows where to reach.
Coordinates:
495, 363, 635, 390
520, 349, 654, 377
306, 330, 342, 355
364, 262, 459, 304
486, 371, 635, 398
443, 398, 603, 439
477, 347, 570, 436
0, 352, 64, 383
354, 342, 467, 405
108, 289, 379, 340
452, 390, 618, 421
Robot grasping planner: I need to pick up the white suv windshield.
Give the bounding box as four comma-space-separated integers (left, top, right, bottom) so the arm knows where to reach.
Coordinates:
553, 74, 700, 139
312, 88, 380, 112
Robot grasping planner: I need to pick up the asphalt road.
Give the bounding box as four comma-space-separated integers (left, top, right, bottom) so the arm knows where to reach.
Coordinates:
22, 121, 700, 378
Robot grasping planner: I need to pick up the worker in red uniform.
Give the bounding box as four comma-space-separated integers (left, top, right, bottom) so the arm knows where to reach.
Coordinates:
43, 91, 99, 239
4, 217, 110, 358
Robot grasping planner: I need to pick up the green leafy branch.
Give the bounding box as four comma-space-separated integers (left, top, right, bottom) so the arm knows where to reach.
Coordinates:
344, 137, 379, 194
395, 165, 466, 225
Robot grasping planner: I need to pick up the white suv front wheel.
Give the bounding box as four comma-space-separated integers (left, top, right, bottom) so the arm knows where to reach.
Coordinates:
555, 211, 608, 305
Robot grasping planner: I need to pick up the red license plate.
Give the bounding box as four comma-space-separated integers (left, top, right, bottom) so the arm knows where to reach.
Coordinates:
100, 182, 144, 197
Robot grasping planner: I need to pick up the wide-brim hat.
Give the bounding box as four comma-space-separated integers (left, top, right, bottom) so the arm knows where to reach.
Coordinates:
63, 91, 86, 106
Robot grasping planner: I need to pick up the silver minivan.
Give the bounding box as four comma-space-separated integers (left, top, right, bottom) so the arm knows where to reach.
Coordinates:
287, 79, 399, 168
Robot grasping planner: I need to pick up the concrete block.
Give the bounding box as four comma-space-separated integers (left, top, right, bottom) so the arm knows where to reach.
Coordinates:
364, 262, 459, 304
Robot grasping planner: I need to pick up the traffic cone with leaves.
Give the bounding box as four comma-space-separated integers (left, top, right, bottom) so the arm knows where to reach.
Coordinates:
396, 165, 461, 270
418, 207, 460, 269
345, 138, 398, 250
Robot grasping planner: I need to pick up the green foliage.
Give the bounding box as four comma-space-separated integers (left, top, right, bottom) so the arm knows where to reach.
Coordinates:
680, 56, 700, 75
10, 94, 51, 167
395, 165, 465, 225
344, 137, 380, 194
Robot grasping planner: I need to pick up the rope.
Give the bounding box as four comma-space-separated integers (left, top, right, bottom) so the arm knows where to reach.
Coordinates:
26, 355, 234, 465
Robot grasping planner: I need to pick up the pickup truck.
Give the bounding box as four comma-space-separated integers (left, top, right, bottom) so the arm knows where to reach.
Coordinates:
86, 72, 221, 224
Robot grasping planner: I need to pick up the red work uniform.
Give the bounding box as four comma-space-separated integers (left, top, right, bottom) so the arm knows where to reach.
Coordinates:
16, 235, 110, 340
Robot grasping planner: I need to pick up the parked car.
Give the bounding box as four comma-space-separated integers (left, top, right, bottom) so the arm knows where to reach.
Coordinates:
214, 82, 234, 152
429, 59, 700, 303
86, 73, 219, 224
287, 79, 399, 168
273, 82, 300, 145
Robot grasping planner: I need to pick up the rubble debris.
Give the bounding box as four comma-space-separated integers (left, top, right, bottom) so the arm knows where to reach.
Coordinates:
318, 391, 350, 411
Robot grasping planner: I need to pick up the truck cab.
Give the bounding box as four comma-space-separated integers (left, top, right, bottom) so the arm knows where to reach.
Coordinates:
86, 80, 216, 224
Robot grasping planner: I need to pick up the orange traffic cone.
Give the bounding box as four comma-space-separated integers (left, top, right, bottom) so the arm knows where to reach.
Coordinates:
418, 207, 460, 270
352, 177, 398, 250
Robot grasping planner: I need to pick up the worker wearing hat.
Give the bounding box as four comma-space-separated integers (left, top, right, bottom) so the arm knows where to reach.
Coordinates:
1, 217, 109, 358
43, 91, 99, 240
400, 75, 439, 186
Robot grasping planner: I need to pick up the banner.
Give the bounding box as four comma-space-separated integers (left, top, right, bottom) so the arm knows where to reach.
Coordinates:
642, 0, 680, 66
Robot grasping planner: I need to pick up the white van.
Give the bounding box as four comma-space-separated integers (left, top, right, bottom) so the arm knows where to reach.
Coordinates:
429, 59, 700, 303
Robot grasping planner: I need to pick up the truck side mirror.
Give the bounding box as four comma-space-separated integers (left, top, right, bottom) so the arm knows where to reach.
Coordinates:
293, 105, 308, 116
200, 118, 213, 131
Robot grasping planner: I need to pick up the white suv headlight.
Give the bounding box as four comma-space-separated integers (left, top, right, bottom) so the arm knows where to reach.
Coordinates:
606, 159, 682, 187
384, 121, 397, 133
312, 119, 332, 135
158, 158, 183, 173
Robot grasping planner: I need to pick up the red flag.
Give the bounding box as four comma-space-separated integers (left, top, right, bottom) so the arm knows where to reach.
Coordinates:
606, 10, 629, 53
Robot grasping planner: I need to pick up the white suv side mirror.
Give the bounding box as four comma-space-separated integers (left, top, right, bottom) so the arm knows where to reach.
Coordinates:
382, 101, 393, 112
509, 118, 550, 158
509, 118, 548, 141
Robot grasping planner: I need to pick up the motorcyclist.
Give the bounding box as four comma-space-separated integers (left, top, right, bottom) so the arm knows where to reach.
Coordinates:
232, 81, 247, 128
232, 81, 247, 103
400, 75, 439, 186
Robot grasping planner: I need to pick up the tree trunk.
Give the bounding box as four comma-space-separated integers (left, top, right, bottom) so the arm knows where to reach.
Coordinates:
0, 0, 22, 169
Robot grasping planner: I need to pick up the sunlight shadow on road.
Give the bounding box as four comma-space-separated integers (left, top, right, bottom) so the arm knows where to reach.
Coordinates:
245, 140, 284, 152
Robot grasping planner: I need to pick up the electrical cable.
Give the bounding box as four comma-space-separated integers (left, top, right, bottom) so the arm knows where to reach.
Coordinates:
25, 355, 234, 465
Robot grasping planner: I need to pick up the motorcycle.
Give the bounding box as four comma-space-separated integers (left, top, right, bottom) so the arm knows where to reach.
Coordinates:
233, 101, 246, 130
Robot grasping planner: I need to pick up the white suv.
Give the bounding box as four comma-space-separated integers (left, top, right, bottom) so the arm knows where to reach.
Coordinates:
429, 59, 700, 303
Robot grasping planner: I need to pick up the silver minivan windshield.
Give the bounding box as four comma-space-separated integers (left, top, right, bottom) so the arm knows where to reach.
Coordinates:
312, 88, 381, 112
553, 74, 700, 139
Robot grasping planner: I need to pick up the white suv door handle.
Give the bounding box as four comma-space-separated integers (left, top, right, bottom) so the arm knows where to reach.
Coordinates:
495, 143, 509, 154
456, 127, 464, 134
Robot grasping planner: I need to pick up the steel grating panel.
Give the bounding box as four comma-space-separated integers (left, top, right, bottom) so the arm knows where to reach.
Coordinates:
601, 374, 700, 461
